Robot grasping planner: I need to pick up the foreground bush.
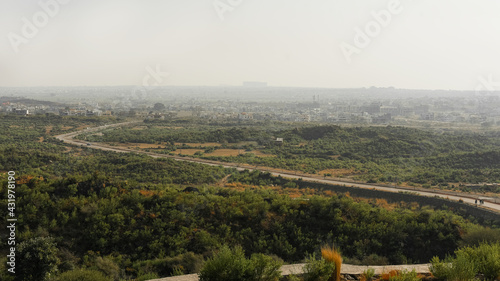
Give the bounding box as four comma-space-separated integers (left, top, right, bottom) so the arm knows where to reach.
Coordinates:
387, 270, 420, 281
458, 242, 500, 280
303, 254, 335, 281
431, 242, 500, 281
133, 252, 203, 277
199, 245, 282, 281
51, 269, 112, 281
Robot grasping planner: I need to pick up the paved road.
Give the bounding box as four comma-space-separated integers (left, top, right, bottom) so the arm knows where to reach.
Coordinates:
147, 263, 433, 281
55, 122, 500, 214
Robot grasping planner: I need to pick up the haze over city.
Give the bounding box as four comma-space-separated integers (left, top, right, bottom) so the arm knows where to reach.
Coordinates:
1, 0, 500, 90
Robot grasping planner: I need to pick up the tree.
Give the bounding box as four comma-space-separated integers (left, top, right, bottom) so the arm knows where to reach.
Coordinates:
17, 237, 60, 281
153, 103, 166, 111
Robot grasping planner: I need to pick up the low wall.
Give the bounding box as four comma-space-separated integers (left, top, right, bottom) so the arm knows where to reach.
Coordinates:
148, 263, 432, 281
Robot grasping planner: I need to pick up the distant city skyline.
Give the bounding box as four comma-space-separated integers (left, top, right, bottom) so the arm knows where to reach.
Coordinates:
1, 0, 500, 91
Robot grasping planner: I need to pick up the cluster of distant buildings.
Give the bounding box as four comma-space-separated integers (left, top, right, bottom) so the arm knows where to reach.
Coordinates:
1, 86, 499, 126
184, 98, 500, 125
0, 101, 111, 117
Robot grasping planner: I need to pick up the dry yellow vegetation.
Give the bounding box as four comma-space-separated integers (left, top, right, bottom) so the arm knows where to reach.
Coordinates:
321, 245, 342, 281
318, 168, 355, 177
172, 149, 204, 155
174, 142, 222, 147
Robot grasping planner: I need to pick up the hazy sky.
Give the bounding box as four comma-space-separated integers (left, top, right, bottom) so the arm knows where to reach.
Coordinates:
1, 0, 499, 90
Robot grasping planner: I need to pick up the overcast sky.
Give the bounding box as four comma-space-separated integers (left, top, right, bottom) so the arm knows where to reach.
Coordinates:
1, 0, 499, 90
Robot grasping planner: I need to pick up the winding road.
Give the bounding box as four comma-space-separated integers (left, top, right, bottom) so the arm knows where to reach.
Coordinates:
55, 121, 500, 214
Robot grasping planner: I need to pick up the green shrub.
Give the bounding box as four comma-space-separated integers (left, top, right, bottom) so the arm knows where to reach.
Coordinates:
0, 257, 15, 281
17, 237, 60, 281
136, 272, 159, 281
51, 269, 112, 281
429, 256, 452, 280
431, 242, 500, 281
199, 245, 283, 281
362, 268, 375, 280
286, 274, 301, 281
388, 270, 420, 281
461, 227, 500, 247
250, 253, 283, 281
361, 254, 389, 266
94, 257, 120, 280
457, 243, 500, 280
431, 254, 476, 281
199, 246, 250, 281
172, 265, 184, 276
303, 254, 335, 281
133, 252, 203, 277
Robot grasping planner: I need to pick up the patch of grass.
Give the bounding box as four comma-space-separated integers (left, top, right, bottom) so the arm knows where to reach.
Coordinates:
388, 270, 420, 281
361, 268, 375, 281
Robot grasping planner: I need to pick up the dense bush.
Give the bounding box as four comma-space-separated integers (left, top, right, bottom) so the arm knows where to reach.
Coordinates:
431, 242, 500, 281
133, 252, 204, 277
388, 270, 420, 281
51, 269, 112, 281
199, 245, 282, 281
17, 237, 60, 281
302, 254, 335, 281
461, 227, 500, 247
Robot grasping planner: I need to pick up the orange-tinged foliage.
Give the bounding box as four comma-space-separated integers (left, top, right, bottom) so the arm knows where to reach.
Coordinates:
319, 168, 355, 177
139, 190, 155, 197
375, 198, 395, 211
172, 149, 204, 155
323, 190, 334, 196
321, 246, 342, 281
17, 175, 35, 185
416, 273, 426, 280
136, 210, 145, 218
380, 270, 399, 280
225, 182, 257, 191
